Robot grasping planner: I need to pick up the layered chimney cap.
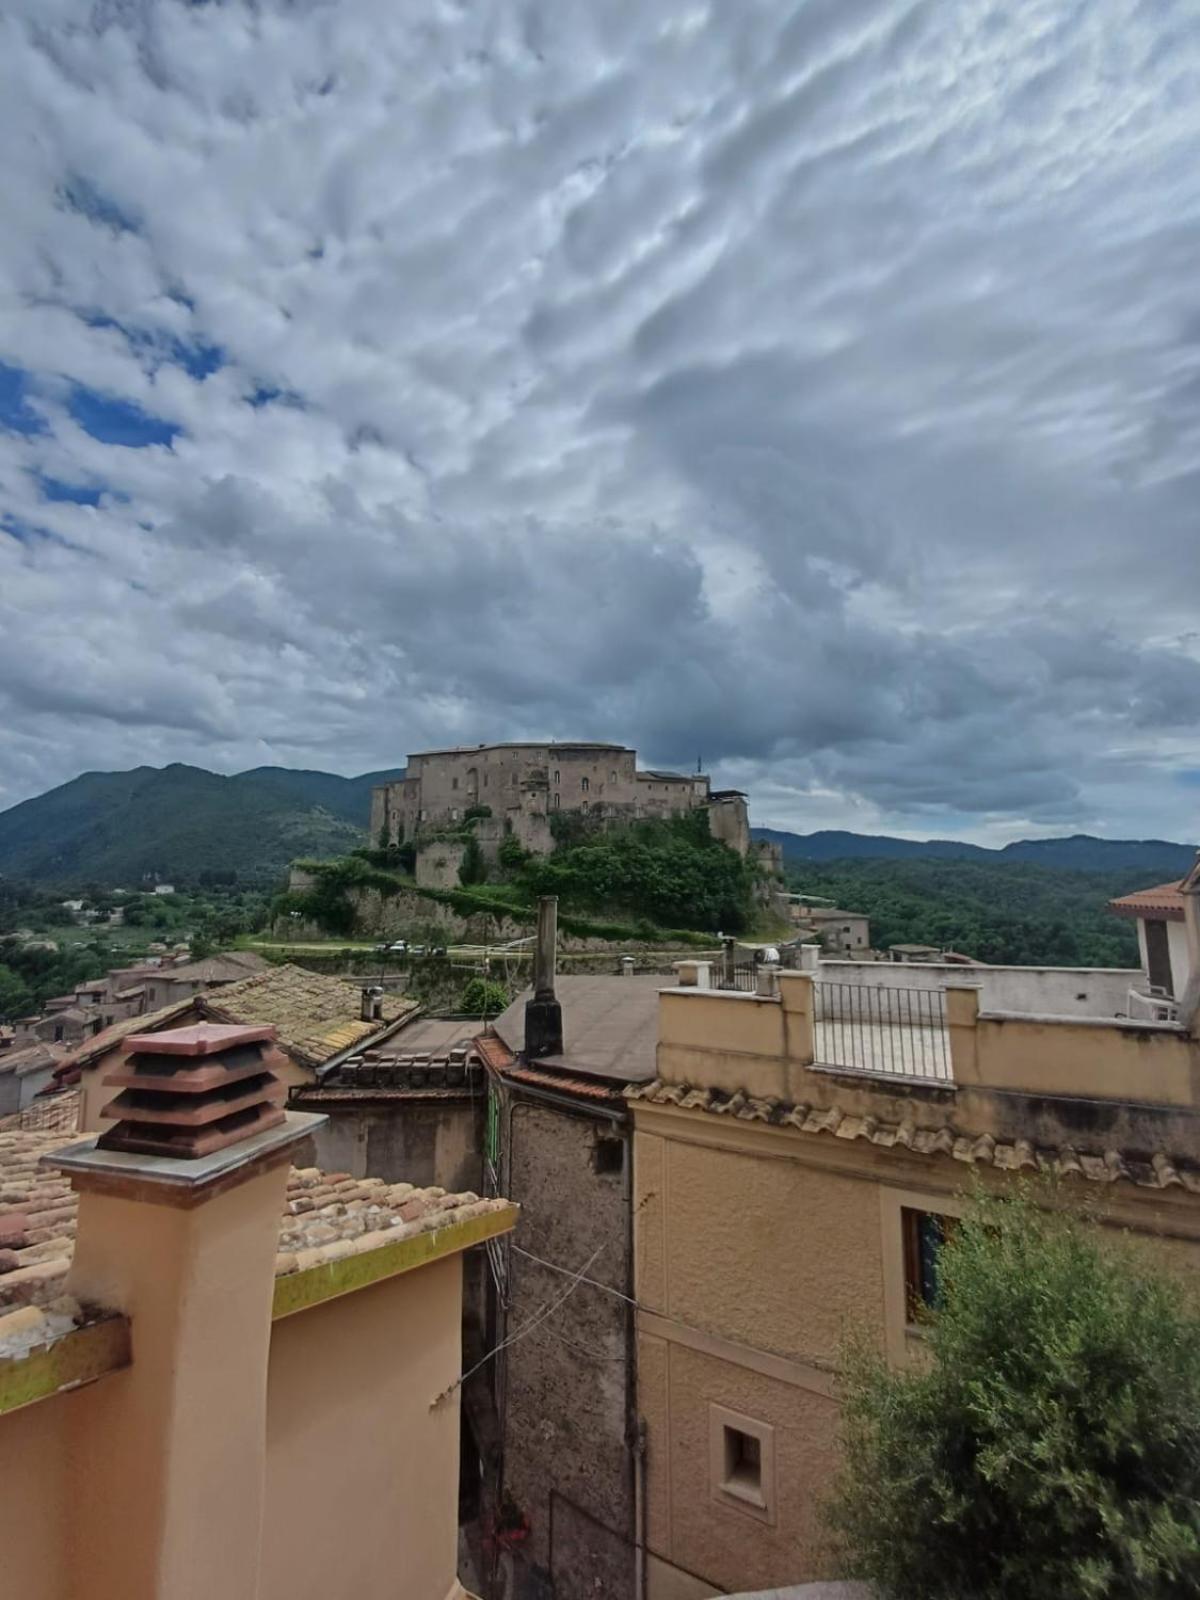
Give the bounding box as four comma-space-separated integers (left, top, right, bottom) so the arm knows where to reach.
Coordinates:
98, 1022, 286, 1161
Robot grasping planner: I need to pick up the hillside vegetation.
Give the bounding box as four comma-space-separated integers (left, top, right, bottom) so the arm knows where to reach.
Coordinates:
788, 858, 1145, 967
284, 812, 758, 940
757, 826, 1196, 875
0, 763, 405, 887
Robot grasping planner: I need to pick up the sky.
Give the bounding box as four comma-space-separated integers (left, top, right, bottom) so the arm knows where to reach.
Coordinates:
1, 0, 1199, 846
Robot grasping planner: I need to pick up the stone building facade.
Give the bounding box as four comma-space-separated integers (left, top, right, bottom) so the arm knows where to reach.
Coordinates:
371, 742, 727, 857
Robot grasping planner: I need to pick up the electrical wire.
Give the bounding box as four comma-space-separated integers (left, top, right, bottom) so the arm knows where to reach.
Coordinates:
509, 1243, 642, 1308
429, 1241, 607, 1408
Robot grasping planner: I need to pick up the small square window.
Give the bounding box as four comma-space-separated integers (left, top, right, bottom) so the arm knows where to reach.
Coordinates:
452, 777, 459, 790
594, 1136, 624, 1175
709, 1404, 775, 1523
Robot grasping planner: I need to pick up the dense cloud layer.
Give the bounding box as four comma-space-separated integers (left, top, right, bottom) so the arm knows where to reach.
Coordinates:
1, 0, 1198, 842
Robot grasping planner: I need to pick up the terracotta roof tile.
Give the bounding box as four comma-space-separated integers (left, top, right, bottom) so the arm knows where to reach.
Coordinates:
1109, 881, 1186, 921
503, 1064, 624, 1101
200, 965, 418, 1070
0, 1128, 512, 1318
625, 1079, 1200, 1195
51, 999, 196, 1083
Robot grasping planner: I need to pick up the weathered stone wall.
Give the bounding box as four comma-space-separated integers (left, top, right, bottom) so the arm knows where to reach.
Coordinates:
708, 793, 751, 857
310, 1095, 484, 1195
498, 1092, 635, 1600
415, 839, 468, 889
372, 743, 711, 850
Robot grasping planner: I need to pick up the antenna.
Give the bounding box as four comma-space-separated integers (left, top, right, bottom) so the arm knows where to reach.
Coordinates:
696, 753, 702, 775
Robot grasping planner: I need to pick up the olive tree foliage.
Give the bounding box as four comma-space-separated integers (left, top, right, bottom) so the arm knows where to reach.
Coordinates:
827, 1188, 1200, 1599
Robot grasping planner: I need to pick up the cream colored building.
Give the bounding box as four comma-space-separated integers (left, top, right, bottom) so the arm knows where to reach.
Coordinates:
629, 885, 1200, 1597
0, 1022, 516, 1600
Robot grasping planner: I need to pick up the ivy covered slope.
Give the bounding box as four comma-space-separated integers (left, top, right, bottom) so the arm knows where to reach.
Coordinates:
280, 811, 759, 941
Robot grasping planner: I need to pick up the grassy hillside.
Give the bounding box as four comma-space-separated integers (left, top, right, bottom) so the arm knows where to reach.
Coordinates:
0, 763, 406, 888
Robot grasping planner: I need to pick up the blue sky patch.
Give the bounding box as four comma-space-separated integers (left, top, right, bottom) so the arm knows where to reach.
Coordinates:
80, 311, 223, 382
0, 362, 49, 435
34, 473, 103, 507
247, 384, 305, 409
68, 384, 180, 448
60, 175, 139, 235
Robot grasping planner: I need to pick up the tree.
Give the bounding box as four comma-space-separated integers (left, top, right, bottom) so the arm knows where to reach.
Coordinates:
459, 836, 487, 886
828, 1187, 1200, 1599
460, 976, 508, 1016
0, 964, 34, 1022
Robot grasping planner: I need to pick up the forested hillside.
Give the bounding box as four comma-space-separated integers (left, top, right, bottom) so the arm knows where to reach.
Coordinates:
757, 827, 1195, 874
0, 763, 405, 887
787, 858, 1147, 967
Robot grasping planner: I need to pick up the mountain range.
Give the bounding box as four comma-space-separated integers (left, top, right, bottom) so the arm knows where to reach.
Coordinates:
0, 762, 1193, 888
752, 827, 1198, 875
0, 764, 405, 887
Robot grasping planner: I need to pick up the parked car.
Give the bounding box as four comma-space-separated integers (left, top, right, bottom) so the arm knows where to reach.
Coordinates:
387, 940, 408, 954
408, 944, 426, 957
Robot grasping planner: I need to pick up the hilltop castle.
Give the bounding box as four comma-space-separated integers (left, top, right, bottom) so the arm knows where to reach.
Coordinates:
370, 741, 751, 863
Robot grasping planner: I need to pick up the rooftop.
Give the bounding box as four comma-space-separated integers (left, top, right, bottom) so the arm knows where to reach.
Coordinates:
0, 1124, 513, 1316
204, 964, 417, 1069
0, 1044, 65, 1081
627, 1079, 1200, 1196
154, 951, 271, 984
492, 974, 663, 1084
1109, 880, 1186, 921
408, 740, 631, 758
51, 998, 196, 1085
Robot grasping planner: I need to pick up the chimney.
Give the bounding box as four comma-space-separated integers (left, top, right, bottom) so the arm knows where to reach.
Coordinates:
361, 984, 384, 1022
43, 1022, 325, 1600
525, 895, 563, 1059
97, 1022, 285, 1159
620, 956, 636, 978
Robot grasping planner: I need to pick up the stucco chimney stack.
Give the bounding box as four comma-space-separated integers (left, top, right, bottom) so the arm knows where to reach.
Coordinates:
42, 1024, 325, 1600
361, 984, 384, 1023
525, 895, 564, 1058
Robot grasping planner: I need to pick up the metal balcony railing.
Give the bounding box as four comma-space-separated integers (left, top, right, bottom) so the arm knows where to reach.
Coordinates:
813, 980, 953, 1082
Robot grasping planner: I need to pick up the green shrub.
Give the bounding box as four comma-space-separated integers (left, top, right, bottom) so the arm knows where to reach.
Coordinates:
464, 804, 493, 822
460, 976, 508, 1016
827, 1186, 1200, 1598
459, 836, 487, 886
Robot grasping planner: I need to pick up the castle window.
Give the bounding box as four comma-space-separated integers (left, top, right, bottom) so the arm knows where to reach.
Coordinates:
581, 800, 589, 814
452, 777, 459, 790
553, 770, 560, 784
610, 771, 617, 783
553, 794, 561, 810
581, 776, 589, 792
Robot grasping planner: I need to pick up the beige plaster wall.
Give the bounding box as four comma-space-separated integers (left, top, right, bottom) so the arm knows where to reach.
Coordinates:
635, 1131, 884, 1368
639, 1331, 840, 1594
262, 1254, 464, 1600
0, 1383, 70, 1600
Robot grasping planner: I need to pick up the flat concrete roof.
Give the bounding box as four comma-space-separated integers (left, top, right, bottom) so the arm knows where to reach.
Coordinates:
409, 741, 632, 757
493, 975, 662, 1083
